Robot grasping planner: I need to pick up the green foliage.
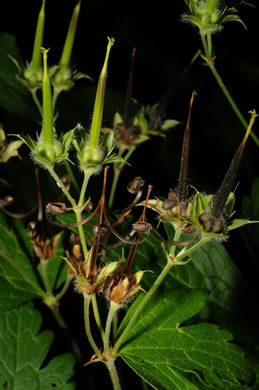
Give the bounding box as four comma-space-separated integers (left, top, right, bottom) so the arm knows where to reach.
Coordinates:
119, 287, 253, 389
0, 302, 75, 389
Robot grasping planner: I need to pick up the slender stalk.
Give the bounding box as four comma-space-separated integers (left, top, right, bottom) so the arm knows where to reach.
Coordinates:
48, 167, 76, 207
52, 88, 61, 112
50, 303, 85, 364
175, 236, 209, 262
109, 167, 120, 209
83, 293, 102, 359
105, 360, 121, 390
104, 301, 120, 354
56, 273, 73, 302
78, 170, 92, 207
108, 146, 135, 208
64, 160, 80, 194
75, 218, 88, 259
74, 170, 93, 259
201, 34, 259, 147
91, 294, 105, 341
31, 89, 42, 115
206, 32, 213, 60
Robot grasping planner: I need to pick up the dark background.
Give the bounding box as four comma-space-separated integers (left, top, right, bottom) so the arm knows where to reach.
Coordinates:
1, 2, 259, 389
1, 1, 259, 193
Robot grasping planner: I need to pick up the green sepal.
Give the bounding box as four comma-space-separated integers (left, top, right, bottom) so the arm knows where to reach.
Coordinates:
52, 67, 92, 91
12, 134, 37, 152
223, 191, 236, 219
226, 218, 259, 232
113, 112, 123, 127
72, 124, 87, 154
9, 56, 43, 90
160, 119, 181, 131
101, 129, 115, 155
102, 153, 129, 166
61, 128, 74, 153
34, 142, 69, 167
183, 0, 249, 33
187, 190, 210, 220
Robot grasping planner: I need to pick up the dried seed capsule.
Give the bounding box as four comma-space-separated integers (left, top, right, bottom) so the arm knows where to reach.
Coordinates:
0, 195, 14, 207
127, 176, 145, 194
168, 190, 178, 201
162, 198, 178, 210
93, 224, 109, 237
132, 221, 151, 233
46, 202, 67, 215
199, 212, 225, 233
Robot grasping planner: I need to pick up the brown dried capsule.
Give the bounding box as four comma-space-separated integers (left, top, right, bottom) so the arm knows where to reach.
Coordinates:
46, 202, 67, 215
132, 221, 151, 234
199, 212, 225, 234
168, 190, 179, 201
0, 195, 14, 207
162, 198, 178, 210
93, 224, 109, 238
127, 176, 145, 194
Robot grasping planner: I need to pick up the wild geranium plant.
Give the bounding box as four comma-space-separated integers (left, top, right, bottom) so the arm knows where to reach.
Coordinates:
0, 1, 259, 390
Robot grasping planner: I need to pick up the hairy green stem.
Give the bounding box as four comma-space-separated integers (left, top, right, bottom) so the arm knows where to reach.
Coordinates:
104, 301, 120, 355
64, 161, 80, 194
105, 360, 121, 390
92, 295, 105, 341
74, 170, 93, 259
201, 33, 259, 147
52, 88, 61, 112
31, 89, 42, 115
175, 236, 209, 262
48, 167, 76, 207
56, 273, 73, 302
108, 146, 135, 208
78, 170, 92, 207
83, 293, 102, 359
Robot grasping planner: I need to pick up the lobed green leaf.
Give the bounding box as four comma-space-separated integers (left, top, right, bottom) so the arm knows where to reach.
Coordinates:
119, 287, 254, 389
0, 302, 75, 389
